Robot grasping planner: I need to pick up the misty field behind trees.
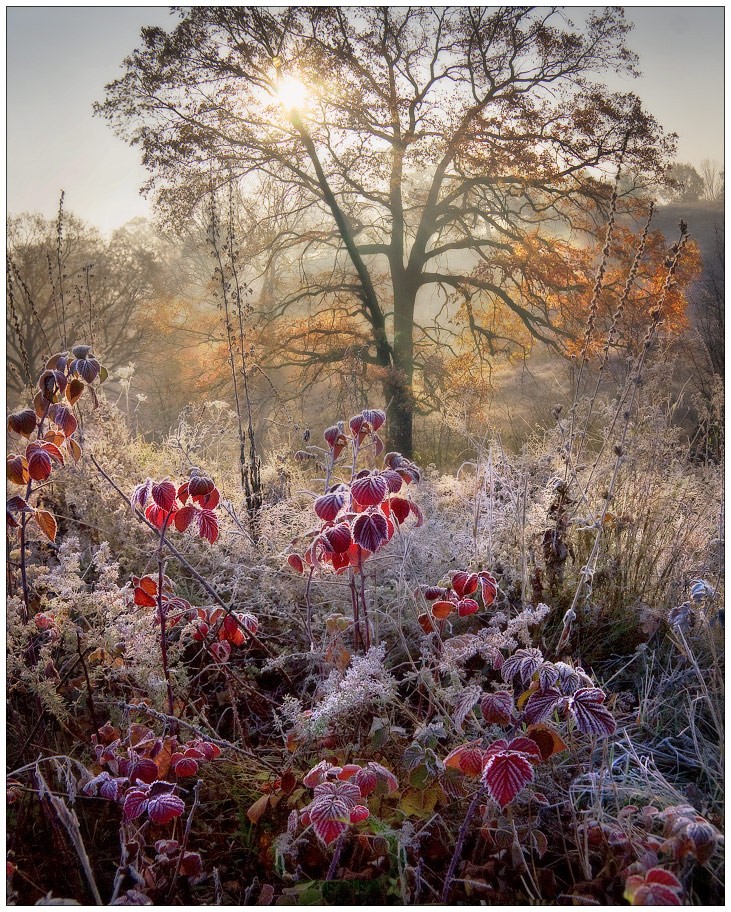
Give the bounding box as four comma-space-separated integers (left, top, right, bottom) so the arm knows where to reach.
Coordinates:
6, 7, 724, 907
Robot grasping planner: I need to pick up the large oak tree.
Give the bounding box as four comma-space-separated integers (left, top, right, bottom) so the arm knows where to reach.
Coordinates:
98, 6, 675, 455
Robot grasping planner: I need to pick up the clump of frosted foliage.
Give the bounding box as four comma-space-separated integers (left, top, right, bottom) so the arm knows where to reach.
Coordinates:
284, 645, 396, 741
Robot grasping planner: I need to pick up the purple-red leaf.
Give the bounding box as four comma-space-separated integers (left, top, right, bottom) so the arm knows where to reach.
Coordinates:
197, 509, 219, 544
147, 791, 186, 825
7, 409, 37, 438
524, 687, 563, 725
131, 479, 152, 510
352, 510, 388, 552
502, 648, 545, 686
568, 688, 616, 737
324, 521, 352, 554
151, 480, 177, 512
308, 795, 351, 846
482, 750, 535, 808
314, 490, 346, 522
480, 691, 515, 726
123, 788, 149, 821
351, 473, 388, 507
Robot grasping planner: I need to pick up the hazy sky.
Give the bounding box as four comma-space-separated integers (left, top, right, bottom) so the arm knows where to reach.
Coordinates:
6, 5, 725, 234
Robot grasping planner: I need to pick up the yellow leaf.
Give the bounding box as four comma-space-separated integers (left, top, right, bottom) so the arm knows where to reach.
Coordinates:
247, 794, 270, 825
398, 785, 441, 818
517, 682, 539, 710
34, 509, 57, 542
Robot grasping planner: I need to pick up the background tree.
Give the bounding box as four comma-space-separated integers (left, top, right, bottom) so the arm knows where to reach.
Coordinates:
98, 6, 677, 456
6, 207, 196, 423
699, 158, 724, 202
665, 162, 704, 203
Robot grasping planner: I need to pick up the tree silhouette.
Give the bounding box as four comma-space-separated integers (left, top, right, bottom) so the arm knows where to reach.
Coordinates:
98, 7, 676, 455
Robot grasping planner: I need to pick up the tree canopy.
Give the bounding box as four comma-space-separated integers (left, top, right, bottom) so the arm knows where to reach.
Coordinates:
99, 6, 678, 455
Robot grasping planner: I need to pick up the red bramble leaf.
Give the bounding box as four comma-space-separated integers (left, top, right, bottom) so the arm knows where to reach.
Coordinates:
452, 571, 479, 598
388, 496, 411, 524
151, 481, 177, 512
479, 572, 498, 606
197, 509, 219, 544
351, 473, 388, 507
174, 505, 198, 533
432, 600, 454, 619
482, 750, 535, 808
147, 791, 186, 825
444, 742, 486, 777
458, 598, 480, 617
352, 510, 388, 552
314, 490, 346, 522
309, 795, 351, 845
123, 789, 149, 820
324, 522, 352, 554
350, 805, 370, 823
568, 688, 616, 737
145, 502, 177, 529
480, 691, 515, 725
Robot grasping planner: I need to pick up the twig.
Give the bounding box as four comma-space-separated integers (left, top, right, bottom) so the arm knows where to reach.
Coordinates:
166, 779, 202, 902
440, 787, 484, 903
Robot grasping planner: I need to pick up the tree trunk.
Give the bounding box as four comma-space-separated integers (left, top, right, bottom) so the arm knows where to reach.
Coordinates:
384, 288, 415, 457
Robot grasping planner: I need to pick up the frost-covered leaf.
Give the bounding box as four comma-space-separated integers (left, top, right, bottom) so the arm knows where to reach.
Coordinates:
452, 571, 478, 598
388, 496, 411, 524
314, 489, 346, 521
131, 479, 152, 510
444, 742, 485, 777
554, 661, 582, 694
502, 647, 544, 686
151, 480, 177, 512
452, 684, 482, 733
536, 662, 560, 690
381, 469, 403, 493
457, 598, 480, 617
351, 473, 388, 507
123, 788, 149, 821
352, 510, 388, 552
323, 522, 352, 554
349, 805, 370, 823
174, 505, 197, 533
482, 750, 534, 808
34, 509, 57, 542
480, 691, 515, 726
303, 760, 338, 788
478, 571, 498, 606
313, 779, 361, 808
197, 509, 219, 544
147, 791, 185, 825
308, 795, 351, 845
524, 687, 563, 725
568, 688, 616, 737
7, 408, 37, 438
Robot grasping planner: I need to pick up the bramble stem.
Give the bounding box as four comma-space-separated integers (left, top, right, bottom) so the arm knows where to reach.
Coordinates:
158, 513, 176, 720
441, 787, 484, 903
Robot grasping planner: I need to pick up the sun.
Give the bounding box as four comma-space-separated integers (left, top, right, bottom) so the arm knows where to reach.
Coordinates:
276, 75, 309, 112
